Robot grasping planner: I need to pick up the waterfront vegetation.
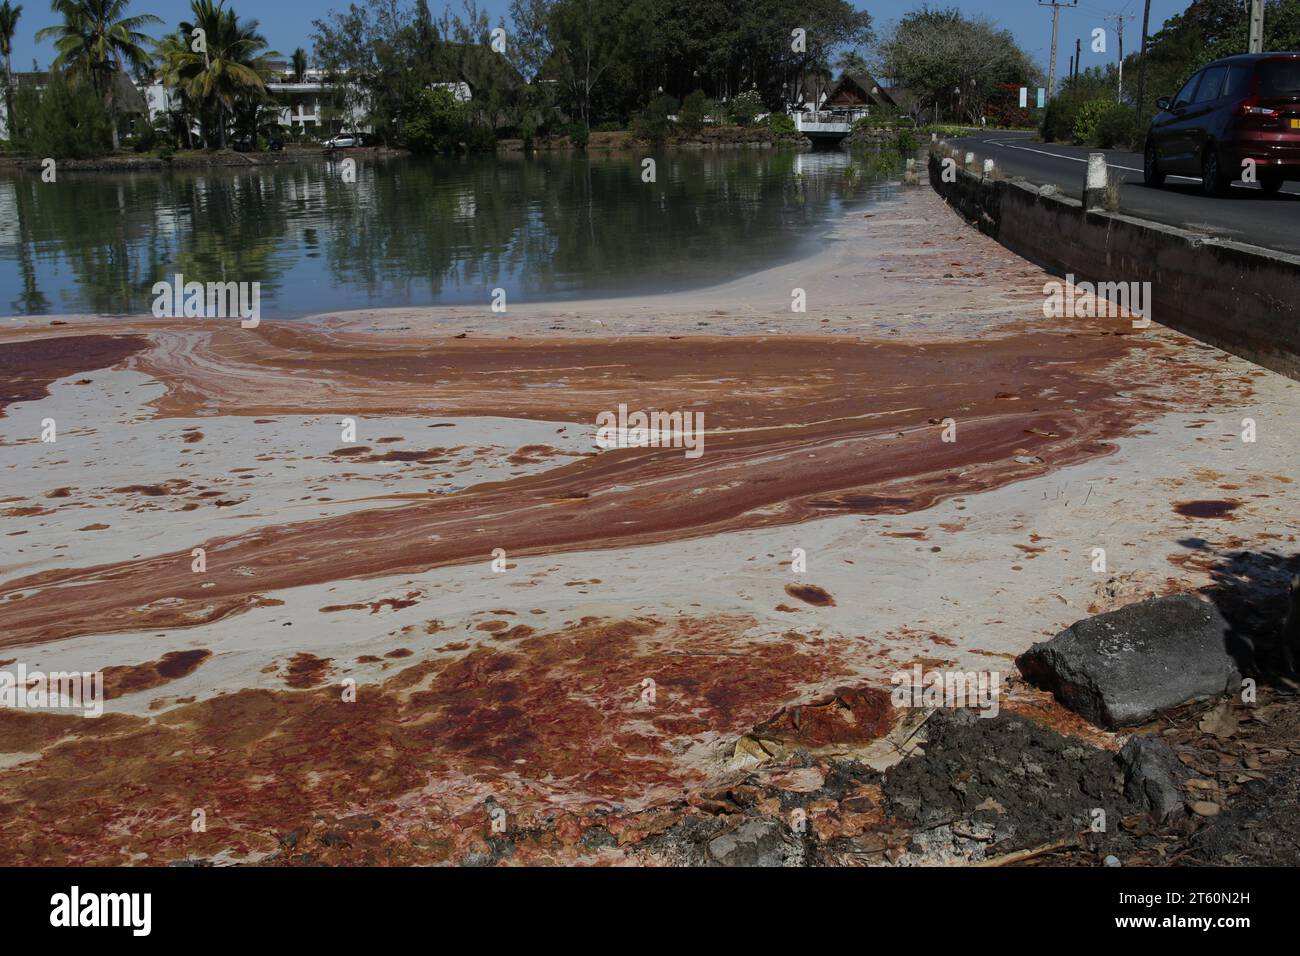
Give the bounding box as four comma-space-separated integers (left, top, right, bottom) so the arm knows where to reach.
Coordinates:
5, 0, 1283, 161
0, 0, 1051, 163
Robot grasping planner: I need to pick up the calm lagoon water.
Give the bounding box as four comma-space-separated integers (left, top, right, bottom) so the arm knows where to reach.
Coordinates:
0, 148, 895, 319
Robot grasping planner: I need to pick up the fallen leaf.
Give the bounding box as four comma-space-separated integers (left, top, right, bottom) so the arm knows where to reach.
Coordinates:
1198, 704, 1239, 738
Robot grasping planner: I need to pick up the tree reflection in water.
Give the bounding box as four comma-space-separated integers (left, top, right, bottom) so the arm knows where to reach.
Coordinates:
0, 148, 899, 319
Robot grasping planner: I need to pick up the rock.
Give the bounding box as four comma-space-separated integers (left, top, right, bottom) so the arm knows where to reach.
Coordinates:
706, 819, 786, 867
1016, 595, 1241, 728
1117, 736, 1187, 822
1103, 855, 1121, 867
1190, 800, 1221, 817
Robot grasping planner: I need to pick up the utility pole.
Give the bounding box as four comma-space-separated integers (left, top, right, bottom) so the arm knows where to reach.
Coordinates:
1135, 0, 1153, 128
1075, 38, 1082, 80
1040, 0, 1079, 101
1248, 0, 1264, 53
1106, 12, 1127, 102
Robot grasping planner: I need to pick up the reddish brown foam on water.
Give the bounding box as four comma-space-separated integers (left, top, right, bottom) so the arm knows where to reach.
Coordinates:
0, 334, 147, 416
101, 649, 212, 699
0, 324, 1175, 646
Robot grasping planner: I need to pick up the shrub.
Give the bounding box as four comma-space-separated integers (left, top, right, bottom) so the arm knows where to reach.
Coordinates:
987, 103, 1031, 129
11, 72, 114, 159
892, 127, 917, 155
679, 90, 707, 133
764, 112, 796, 136
592, 120, 624, 133
563, 122, 589, 149
1092, 103, 1137, 149
403, 87, 470, 152
632, 93, 678, 143
919, 124, 978, 138
728, 88, 764, 126
129, 116, 165, 153
1041, 92, 1085, 143
1071, 97, 1112, 144
631, 112, 668, 143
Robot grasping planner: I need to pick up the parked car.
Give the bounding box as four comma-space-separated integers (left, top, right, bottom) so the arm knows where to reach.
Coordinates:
1144, 52, 1300, 196
323, 133, 361, 149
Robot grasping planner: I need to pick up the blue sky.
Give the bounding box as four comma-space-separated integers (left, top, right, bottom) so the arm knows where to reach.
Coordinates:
8, 0, 1191, 79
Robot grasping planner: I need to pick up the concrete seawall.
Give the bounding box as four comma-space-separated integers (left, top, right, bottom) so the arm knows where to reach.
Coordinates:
927, 150, 1300, 380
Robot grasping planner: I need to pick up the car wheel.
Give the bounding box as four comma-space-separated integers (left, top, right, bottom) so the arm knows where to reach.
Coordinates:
1143, 142, 1165, 187
1201, 146, 1229, 197
1259, 171, 1284, 194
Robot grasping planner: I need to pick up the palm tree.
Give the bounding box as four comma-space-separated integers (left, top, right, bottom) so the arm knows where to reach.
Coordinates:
291, 46, 306, 83
35, 0, 160, 150
157, 0, 275, 149
152, 30, 196, 147
0, 1, 22, 140
0, 1, 20, 87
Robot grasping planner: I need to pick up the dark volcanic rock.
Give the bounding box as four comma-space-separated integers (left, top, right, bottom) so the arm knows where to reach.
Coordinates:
706, 819, 787, 867
1017, 595, 1241, 728
883, 710, 1140, 854
1118, 735, 1188, 822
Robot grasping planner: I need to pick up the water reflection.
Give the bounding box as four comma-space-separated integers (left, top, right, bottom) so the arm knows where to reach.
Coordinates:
0, 149, 895, 319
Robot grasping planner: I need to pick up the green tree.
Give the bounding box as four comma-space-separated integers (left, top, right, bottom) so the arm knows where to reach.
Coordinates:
312, 0, 430, 142
834, 49, 868, 78
509, 0, 649, 127
291, 45, 307, 82
0, 1, 22, 139
877, 6, 1035, 124
156, 0, 276, 149
12, 68, 113, 157
35, 0, 160, 150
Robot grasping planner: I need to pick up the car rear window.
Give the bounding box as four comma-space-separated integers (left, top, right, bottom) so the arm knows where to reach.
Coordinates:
1259, 59, 1300, 95
1192, 66, 1228, 103
1224, 64, 1253, 99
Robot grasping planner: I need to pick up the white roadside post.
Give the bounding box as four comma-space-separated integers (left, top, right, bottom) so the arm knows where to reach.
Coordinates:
1084, 152, 1109, 210
964, 151, 975, 168
983, 158, 995, 178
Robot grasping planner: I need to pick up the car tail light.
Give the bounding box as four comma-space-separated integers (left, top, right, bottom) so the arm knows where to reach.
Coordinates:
1238, 95, 1280, 117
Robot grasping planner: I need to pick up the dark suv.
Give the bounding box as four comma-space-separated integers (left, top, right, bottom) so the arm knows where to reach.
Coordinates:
1144, 52, 1300, 196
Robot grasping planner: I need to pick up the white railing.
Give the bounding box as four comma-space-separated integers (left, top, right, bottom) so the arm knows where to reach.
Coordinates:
790, 109, 869, 132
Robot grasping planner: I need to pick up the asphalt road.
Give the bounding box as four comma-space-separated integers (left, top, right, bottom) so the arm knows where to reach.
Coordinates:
947, 130, 1300, 256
